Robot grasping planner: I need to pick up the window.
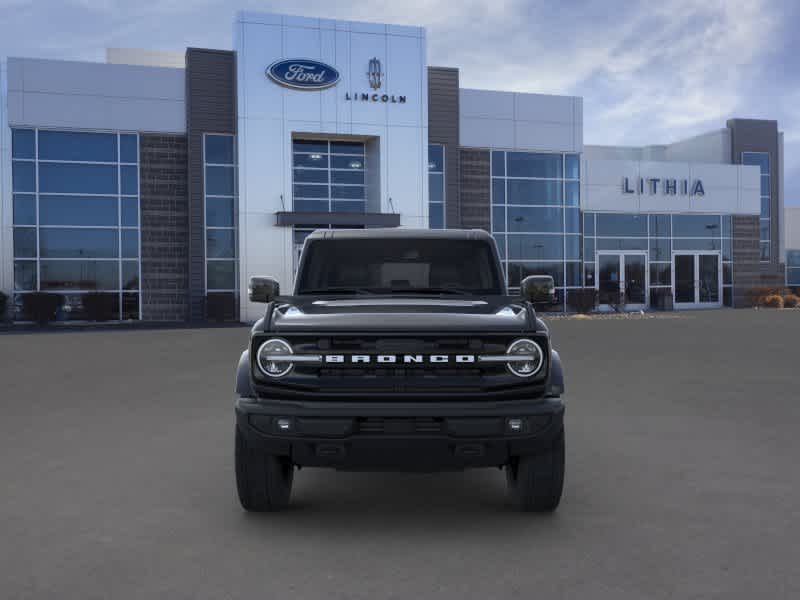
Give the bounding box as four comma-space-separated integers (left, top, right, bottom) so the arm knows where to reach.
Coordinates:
583, 212, 733, 304
490, 151, 581, 308
787, 250, 800, 287
204, 134, 238, 294
11, 128, 140, 321
428, 144, 445, 229
292, 140, 365, 213
742, 152, 770, 261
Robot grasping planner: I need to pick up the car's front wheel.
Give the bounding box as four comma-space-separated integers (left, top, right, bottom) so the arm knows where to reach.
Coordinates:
506, 428, 565, 512
235, 426, 294, 511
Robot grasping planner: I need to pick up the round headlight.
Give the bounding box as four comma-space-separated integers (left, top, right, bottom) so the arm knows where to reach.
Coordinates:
506, 338, 544, 377
256, 338, 294, 378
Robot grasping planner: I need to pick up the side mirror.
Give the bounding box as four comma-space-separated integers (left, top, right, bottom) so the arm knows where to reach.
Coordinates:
248, 276, 280, 303
520, 275, 555, 304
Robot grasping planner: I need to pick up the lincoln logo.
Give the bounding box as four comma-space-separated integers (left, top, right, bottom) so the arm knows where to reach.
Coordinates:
325, 354, 476, 364
266, 59, 341, 90
367, 57, 383, 90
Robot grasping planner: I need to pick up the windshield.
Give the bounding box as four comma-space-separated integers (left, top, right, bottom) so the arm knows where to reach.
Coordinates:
296, 238, 505, 295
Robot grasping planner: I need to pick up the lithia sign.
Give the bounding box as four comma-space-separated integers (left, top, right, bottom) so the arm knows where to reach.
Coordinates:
266, 57, 406, 103
623, 177, 705, 196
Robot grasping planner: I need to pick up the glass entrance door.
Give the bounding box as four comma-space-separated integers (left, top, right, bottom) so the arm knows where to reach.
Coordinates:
673, 253, 721, 308
596, 253, 647, 310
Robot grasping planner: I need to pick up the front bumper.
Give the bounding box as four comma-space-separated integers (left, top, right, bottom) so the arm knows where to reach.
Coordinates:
235, 397, 565, 471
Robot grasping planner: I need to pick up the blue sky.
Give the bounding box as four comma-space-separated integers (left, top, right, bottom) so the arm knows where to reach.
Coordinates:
2, 0, 798, 203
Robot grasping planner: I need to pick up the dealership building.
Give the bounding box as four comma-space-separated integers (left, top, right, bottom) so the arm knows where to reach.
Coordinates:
0, 11, 794, 322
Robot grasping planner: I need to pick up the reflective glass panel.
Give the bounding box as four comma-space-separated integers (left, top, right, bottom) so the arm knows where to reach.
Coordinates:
121, 230, 138, 258
14, 228, 37, 258
294, 184, 328, 199
596, 238, 648, 251
565, 154, 580, 179
428, 145, 444, 172
596, 213, 647, 237
38, 131, 117, 162
13, 194, 36, 225
492, 206, 505, 232
206, 197, 234, 226
507, 262, 564, 287
429, 173, 444, 203
122, 261, 139, 290
12, 129, 35, 159
583, 213, 595, 236
650, 263, 671, 286
12, 161, 35, 192
673, 214, 721, 237
673, 238, 721, 251
507, 153, 562, 178
39, 195, 118, 226
120, 134, 138, 163
742, 152, 769, 174
331, 156, 364, 170
331, 200, 365, 213
122, 293, 140, 320
39, 163, 118, 194
40, 228, 118, 258
293, 153, 328, 168
207, 261, 236, 290
583, 237, 595, 261
333, 170, 365, 185
565, 181, 579, 206
294, 199, 329, 212
649, 238, 671, 261
121, 198, 139, 227
491, 151, 505, 177
14, 261, 37, 291
331, 141, 364, 155
507, 206, 563, 233
294, 168, 328, 184
649, 214, 671, 238
507, 180, 562, 205
787, 250, 800, 267
507, 235, 564, 260
429, 202, 444, 229
331, 185, 365, 200
722, 215, 732, 238
205, 135, 235, 164
565, 208, 580, 233
40, 260, 119, 290
293, 140, 328, 153
207, 229, 236, 258
565, 235, 581, 260
121, 165, 138, 195
492, 179, 505, 205
206, 166, 235, 196
761, 197, 770, 218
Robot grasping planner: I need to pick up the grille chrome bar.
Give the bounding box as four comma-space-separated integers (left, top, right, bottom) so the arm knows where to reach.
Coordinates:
478, 355, 537, 363
263, 354, 322, 363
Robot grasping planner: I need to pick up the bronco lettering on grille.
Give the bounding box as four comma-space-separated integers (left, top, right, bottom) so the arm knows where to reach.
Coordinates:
323, 354, 476, 364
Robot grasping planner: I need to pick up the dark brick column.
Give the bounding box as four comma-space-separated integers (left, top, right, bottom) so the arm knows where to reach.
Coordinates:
139, 134, 189, 321
458, 148, 491, 231
428, 67, 460, 227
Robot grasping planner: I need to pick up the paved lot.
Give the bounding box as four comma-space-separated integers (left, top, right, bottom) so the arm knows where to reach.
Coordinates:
1, 310, 799, 599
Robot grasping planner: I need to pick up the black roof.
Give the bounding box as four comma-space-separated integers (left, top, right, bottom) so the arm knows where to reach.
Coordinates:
306, 228, 493, 241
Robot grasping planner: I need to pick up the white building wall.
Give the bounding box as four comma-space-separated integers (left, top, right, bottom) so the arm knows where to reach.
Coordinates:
106, 48, 186, 69
235, 12, 429, 322
785, 207, 800, 250
459, 89, 582, 153
585, 129, 731, 164
6, 58, 185, 133
582, 157, 760, 215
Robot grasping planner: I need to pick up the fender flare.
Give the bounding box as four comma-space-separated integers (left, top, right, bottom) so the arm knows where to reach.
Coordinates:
546, 349, 565, 397
235, 349, 255, 398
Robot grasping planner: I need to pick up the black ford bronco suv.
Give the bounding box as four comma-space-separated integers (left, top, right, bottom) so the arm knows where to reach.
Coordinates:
234, 229, 565, 512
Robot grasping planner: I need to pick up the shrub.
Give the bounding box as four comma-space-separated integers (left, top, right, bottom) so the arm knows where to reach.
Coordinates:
762, 294, 784, 309
0, 291, 7, 322
783, 294, 800, 308
567, 288, 597, 313
21, 292, 63, 325
83, 292, 118, 321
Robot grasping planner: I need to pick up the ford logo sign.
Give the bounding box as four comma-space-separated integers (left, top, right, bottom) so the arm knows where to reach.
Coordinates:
266, 59, 340, 90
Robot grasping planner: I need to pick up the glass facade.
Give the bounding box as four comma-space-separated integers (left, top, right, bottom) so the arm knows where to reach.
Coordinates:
742, 152, 770, 261
491, 150, 580, 304
11, 128, 141, 320
583, 213, 733, 307
428, 144, 444, 229
204, 134, 238, 293
787, 250, 800, 286
292, 140, 366, 213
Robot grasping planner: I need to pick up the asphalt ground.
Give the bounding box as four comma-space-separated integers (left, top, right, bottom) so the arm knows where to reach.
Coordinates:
1, 309, 799, 599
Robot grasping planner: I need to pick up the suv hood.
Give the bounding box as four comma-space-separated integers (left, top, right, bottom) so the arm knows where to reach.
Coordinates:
268, 296, 532, 333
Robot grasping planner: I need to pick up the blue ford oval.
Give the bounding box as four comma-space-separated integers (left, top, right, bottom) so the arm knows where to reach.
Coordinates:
266, 59, 340, 90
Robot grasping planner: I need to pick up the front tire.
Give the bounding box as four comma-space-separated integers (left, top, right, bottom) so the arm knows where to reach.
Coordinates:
235, 426, 294, 511
506, 428, 565, 512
